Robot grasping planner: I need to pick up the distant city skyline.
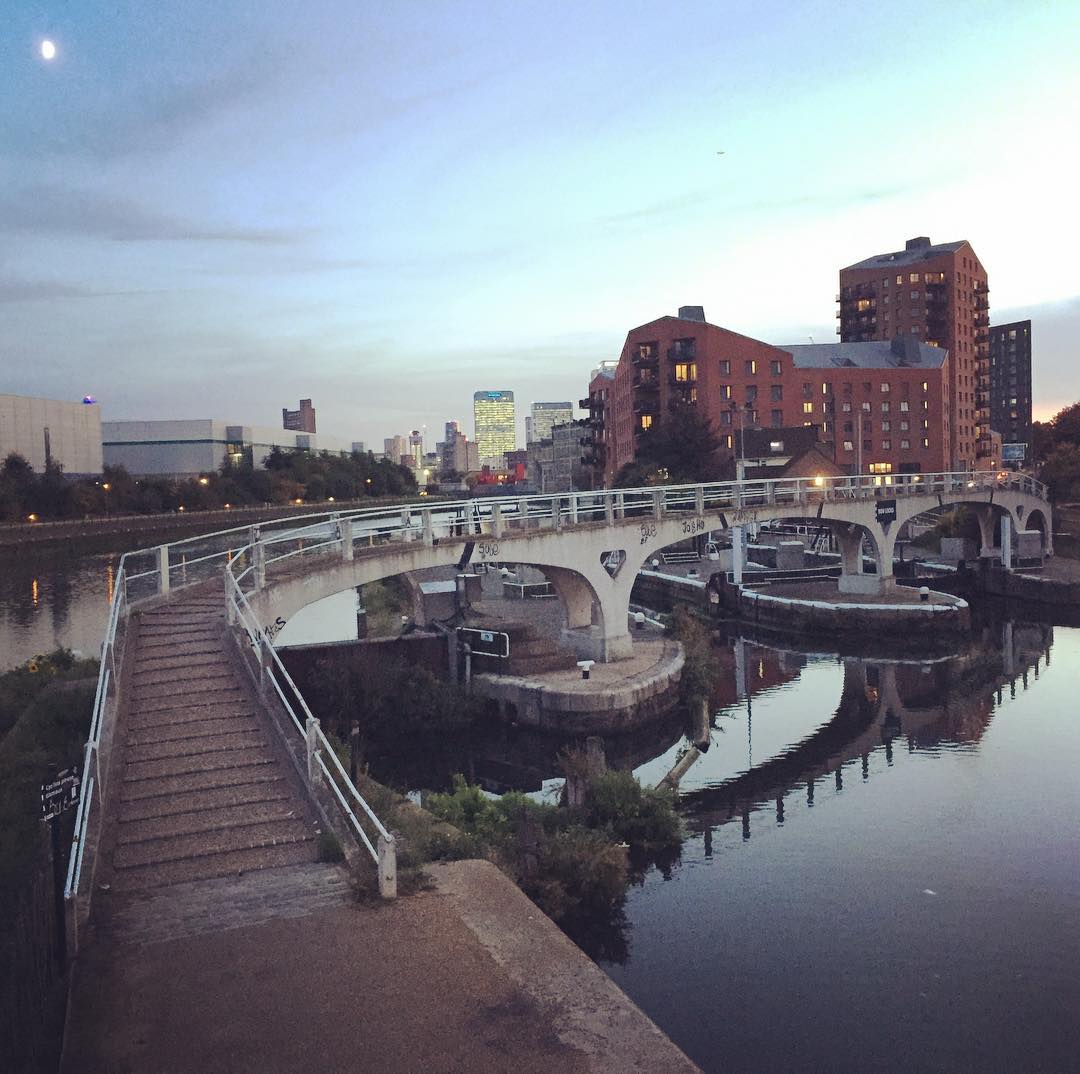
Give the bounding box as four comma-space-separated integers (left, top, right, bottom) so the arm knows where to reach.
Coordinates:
3, 1, 1078, 444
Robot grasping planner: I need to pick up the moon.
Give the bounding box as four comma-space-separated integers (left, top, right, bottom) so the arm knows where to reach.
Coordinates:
41, 39, 57, 61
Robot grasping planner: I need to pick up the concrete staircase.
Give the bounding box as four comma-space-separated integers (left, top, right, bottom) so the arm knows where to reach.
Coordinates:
471, 622, 579, 677
104, 592, 324, 897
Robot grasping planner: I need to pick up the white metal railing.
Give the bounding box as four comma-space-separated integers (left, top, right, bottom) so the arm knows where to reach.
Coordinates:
64, 470, 1047, 930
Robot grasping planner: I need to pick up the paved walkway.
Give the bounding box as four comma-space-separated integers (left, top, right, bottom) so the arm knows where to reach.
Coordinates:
63, 859, 699, 1074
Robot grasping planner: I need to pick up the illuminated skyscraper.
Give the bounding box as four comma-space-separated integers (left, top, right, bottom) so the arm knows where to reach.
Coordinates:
473, 390, 516, 462
527, 401, 574, 444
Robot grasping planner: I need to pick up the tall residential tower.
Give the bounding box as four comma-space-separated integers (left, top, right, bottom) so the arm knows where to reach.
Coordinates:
989, 320, 1033, 462
838, 236, 991, 470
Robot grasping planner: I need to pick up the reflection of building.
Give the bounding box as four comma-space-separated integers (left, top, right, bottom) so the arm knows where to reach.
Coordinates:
473, 390, 516, 463
989, 320, 1032, 460
839, 236, 991, 470
527, 401, 573, 445
282, 398, 316, 433
103, 419, 364, 477
0, 393, 102, 475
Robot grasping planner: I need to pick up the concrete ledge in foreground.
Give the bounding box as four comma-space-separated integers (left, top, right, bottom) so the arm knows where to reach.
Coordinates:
427, 859, 701, 1074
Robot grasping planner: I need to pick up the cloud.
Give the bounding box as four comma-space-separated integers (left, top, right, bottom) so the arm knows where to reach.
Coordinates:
0, 185, 300, 244
0, 278, 154, 302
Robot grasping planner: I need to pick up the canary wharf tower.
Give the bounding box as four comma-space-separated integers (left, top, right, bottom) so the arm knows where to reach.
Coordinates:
473, 390, 516, 463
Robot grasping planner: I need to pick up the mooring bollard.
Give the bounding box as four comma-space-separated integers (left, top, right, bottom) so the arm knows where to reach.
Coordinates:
919, 586, 930, 602
634, 611, 646, 630
577, 659, 595, 681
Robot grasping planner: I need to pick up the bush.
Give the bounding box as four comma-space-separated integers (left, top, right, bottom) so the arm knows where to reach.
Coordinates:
581, 770, 683, 848
528, 828, 628, 920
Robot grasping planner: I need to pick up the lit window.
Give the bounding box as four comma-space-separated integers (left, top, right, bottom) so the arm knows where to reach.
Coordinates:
725, 434, 734, 449
822, 382, 830, 395
881, 421, 891, 432
720, 384, 732, 400
922, 400, 929, 411
896, 274, 903, 285
842, 401, 852, 412
909, 272, 919, 283
922, 437, 930, 448
880, 382, 891, 393
802, 402, 814, 414
769, 440, 784, 453
745, 359, 757, 375
640, 414, 653, 430
843, 440, 854, 452
921, 381, 929, 392
900, 401, 910, 412
869, 462, 893, 474
900, 439, 910, 449
861, 402, 871, 412
674, 362, 696, 382
881, 440, 891, 451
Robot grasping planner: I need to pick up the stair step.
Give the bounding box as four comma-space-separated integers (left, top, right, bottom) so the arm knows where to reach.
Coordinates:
104, 864, 351, 945
117, 801, 306, 846
125, 729, 267, 764
136, 639, 222, 656
132, 667, 235, 690
130, 687, 246, 714
133, 674, 238, 701
118, 776, 288, 821
108, 839, 319, 893
113, 819, 315, 870
127, 705, 259, 732
123, 746, 277, 783
127, 714, 260, 746
133, 653, 228, 674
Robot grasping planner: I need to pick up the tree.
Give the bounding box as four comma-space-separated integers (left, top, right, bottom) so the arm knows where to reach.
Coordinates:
628, 401, 724, 484
1039, 444, 1080, 503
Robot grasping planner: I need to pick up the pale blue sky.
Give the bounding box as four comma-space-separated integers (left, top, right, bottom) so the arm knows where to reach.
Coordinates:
3, 1, 1078, 447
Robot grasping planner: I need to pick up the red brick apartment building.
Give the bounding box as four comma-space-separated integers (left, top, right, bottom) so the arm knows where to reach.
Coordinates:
838, 236, 990, 470
581, 306, 949, 487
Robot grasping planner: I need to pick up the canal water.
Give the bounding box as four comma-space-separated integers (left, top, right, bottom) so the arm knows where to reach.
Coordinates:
2, 547, 1077, 1073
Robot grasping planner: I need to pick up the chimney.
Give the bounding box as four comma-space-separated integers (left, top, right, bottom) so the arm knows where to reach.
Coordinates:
905, 236, 931, 251
678, 305, 706, 322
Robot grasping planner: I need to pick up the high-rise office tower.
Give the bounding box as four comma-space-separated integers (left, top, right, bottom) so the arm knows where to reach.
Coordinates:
838, 236, 990, 470
473, 390, 516, 462
989, 320, 1033, 461
528, 401, 574, 444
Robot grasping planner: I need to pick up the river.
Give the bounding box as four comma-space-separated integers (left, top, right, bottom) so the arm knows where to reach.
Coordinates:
2, 545, 1076, 1073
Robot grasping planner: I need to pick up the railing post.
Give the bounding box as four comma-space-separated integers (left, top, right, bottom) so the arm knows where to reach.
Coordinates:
519, 498, 529, 530
253, 541, 266, 590
157, 545, 170, 596
652, 490, 663, 521
340, 518, 354, 561
569, 494, 579, 525
492, 503, 503, 539
615, 492, 625, 520
553, 498, 563, 532
305, 716, 323, 787
422, 509, 433, 547
604, 494, 615, 526
695, 487, 705, 515
378, 834, 397, 899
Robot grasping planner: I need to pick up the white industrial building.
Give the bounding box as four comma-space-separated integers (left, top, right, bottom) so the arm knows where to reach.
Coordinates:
0, 394, 103, 475
102, 419, 366, 477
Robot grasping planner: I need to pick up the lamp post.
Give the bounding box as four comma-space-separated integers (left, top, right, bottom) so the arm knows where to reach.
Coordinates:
729, 401, 752, 481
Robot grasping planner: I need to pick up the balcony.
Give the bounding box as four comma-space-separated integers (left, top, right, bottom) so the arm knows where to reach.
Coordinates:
578, 397, 591, 410
667, 343, 697, 361
632, 351, 659, 368
974, 281, 989, 294
974, 296, 989, 311
973, 313, 990, 328
974, 331, 989, 346
668, 375, 697, 388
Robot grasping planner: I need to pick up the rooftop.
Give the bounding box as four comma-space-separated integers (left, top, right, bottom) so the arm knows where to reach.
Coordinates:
782, 338, 947, 370
842, 236, 967, 272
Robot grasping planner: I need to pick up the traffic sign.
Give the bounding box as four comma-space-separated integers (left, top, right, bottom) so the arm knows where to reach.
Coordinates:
459, 627, 510, 658
41, 767, 80, 821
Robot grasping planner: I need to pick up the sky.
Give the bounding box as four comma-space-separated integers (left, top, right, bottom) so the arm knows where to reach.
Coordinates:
3, 1, 1079, 449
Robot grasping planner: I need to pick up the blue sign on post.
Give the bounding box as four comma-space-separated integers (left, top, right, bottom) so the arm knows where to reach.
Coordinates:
1002, 443, 1027, 463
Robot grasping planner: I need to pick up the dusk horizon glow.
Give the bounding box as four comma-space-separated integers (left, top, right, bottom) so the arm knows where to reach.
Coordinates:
3, 1, 1078, 445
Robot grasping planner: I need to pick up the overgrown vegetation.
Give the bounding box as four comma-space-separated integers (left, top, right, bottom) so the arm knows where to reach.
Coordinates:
668, 605, 719, 704
0, 445, 417, 523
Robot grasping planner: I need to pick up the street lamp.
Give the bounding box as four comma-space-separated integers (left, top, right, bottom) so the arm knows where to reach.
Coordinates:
729, 401, 752, 480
